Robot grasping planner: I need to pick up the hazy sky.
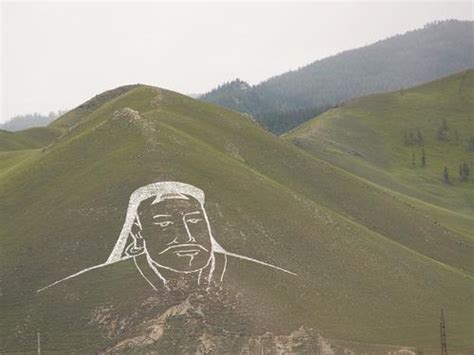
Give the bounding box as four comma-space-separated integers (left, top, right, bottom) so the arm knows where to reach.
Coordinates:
1, 1, 472, 122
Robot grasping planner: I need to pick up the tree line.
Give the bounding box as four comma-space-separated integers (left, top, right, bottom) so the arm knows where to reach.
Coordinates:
0, 110, 67, 132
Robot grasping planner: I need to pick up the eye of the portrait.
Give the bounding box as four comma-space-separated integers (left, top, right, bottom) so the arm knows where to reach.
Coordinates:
154, 221, 174, 227
186, 218, 203, 224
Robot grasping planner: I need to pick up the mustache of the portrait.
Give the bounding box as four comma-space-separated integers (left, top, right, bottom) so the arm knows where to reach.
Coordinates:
158, 243, 209, 255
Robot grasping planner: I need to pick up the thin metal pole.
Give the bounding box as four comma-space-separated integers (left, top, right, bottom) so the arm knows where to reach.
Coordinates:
440, 309, 448, 355
37, 331, 41, 355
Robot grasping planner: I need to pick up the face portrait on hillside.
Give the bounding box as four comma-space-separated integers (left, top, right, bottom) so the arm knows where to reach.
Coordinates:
37, 181, 296, 293
131, 194, 213, 272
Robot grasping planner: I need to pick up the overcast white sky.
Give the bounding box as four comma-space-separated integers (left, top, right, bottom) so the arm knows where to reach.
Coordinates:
1, 1, 472, 122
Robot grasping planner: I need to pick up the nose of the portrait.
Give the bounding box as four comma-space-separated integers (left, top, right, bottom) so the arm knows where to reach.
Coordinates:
173, 220, 195, 244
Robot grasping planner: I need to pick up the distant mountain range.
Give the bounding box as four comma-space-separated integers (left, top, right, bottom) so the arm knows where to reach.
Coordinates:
201, 20, 474, 133
0, 111, 67, 132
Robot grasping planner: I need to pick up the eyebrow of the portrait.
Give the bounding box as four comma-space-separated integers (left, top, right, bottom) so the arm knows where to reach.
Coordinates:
153, 214, 172, 219
184, 211, 201, 217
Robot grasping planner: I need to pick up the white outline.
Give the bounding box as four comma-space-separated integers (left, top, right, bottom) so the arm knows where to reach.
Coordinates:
158, 243, 209, 255
37, 181, 296, 293
134, 257, 158, 291
146, 254, 171, 291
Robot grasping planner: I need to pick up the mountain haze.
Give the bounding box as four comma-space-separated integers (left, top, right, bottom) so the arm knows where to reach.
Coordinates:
201, 20, 474, 133
0, 111, 66, 132
1, 84, 473, 353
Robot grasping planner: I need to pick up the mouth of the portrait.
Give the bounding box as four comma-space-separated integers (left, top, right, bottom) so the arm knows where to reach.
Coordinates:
159, 243, 208, 256
157, 243, 209, 267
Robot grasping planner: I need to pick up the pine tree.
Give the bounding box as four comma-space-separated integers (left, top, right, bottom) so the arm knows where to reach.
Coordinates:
454, 129, 460, 144
416, 129, 424, 146
468, 137, 474, 152
403, 131, 409, 146
437, 119, 449, 141
443, 166, 450, 184
459, 163, 470, 181
463, 163, 470, 180
421, 149, 426, 167
441, 118, 449, 131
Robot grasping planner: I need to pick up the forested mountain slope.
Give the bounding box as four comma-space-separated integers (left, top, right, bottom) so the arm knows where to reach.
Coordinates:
201, 20, 474, 134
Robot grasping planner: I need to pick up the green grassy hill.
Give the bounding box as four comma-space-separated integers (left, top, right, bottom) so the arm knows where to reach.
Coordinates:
0, 126, 62, 151
287, 70, 474, 232
1, 85, 472, 353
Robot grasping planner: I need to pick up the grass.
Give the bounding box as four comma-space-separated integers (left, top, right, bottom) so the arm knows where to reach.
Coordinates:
0, 126, 63, 151
286, 70, 474, 216
0, 83, 472, 353
0, 149, 40, 178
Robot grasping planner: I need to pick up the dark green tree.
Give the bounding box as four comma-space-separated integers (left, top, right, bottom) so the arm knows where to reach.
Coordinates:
462, 163, 470, 180
416, 129, 424, 146
467, 137, 474, 152
403, 131, 409, 145
437, 119, 449, 141
443, 166, 450, 184
421, 148, 426, 167
441, 118, 449, 131
459, 162, 470, 181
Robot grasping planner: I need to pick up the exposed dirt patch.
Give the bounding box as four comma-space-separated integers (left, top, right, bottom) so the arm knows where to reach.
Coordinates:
111, 107, 161, 152
79, 85, 141, 111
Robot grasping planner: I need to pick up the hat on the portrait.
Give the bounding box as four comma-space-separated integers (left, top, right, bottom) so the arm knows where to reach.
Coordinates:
106, 181, 223, 264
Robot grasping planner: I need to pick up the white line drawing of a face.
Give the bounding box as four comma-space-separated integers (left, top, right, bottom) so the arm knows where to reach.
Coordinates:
37, 181, 296, 293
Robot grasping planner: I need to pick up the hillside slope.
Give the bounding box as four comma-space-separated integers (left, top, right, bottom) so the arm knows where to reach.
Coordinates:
286, 70, 474, 225
1, 85, 472, 353
201, 20, 474, 133
0, 126, 62, 151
